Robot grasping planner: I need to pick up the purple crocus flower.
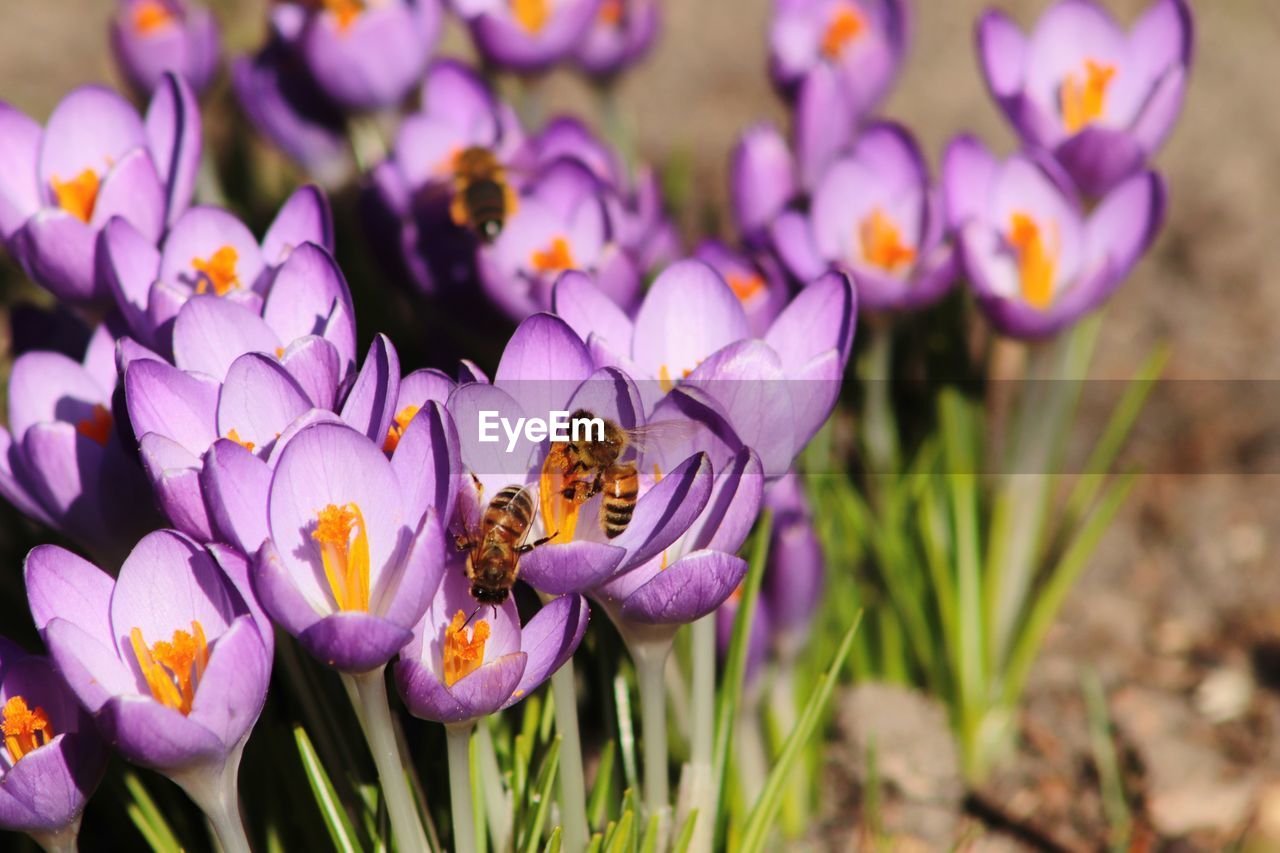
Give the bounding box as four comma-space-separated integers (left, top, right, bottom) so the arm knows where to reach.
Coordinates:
0, 327, 160, 569
714, 587, 771, 687
0, 74, 199, 301
232, 9, 353, 188
760, 472, 823, 660
453, 0, 603, 74
771, 122, 957, 313
102, 185, 342, 359
394, 569, 588, 724
692, 239, 789, 337
0, 636, 107, 848
110, 0, 221, 97
944, 135, 1165, 339
554, 261, 856, 477
477, 159, 638, 320
730, 122, 798, 250
769, 0, 910, 117
572, 0, 660, 78
364, 60, 525, 296
26, 531, 270, 789
445, 313, 717, 598
283, 0, 442, 112
976, 0, 1192, 197
252, 420, 449, 673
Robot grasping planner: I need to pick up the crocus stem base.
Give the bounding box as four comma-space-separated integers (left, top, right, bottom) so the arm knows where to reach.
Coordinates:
632, 637, 674, 843
549, 658, 590, 852
344, 667, 429, 853
30, 818, 81, 853
170, 741, 252, 853
684, 614, 716, 852
445, 722, 478, 853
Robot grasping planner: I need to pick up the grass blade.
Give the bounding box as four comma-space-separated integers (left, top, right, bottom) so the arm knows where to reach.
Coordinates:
294, 726, 361, 853
122, 772, 182, 853
520, 736, 561, 853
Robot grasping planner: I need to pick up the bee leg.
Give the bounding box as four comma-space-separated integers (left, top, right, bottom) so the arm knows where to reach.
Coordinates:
454, 534, 474, 551
516, 532, 558, 553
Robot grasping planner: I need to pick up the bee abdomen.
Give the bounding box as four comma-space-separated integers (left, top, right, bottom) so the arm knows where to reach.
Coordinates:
463, 179, 508, 241
599, 464, 639, 539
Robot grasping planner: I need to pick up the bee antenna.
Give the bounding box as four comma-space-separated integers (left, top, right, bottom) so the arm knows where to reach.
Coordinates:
462, 605, 482, 630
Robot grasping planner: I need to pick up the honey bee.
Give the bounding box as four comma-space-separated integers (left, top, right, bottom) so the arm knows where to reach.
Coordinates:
455, 482, 554, 605
449, 146, 519, 244
541, 410, 673, 540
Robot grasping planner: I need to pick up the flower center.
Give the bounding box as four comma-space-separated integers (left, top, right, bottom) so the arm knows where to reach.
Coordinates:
312, 503, 371, 612
2, 696, 52, 762
820, 4, 865, 60
192, 246, 242, 297
443, 610, 490, 687
51, 169, 101, 224
76, 404, 113, 446
858, 208, 916, 273
599, 0, 624, 26
657, 364, 693, 394
511, 0, 551, 34
132, 0, 176, 33
1007, 212, 1058, 310
530, 236, 576, 274
726, 272, 765, 304
382, 405, 420, 453
225, 429, 256, 453
323, 0, 364, 30
129, 622, 209, 715
1061, 59, 1116, 134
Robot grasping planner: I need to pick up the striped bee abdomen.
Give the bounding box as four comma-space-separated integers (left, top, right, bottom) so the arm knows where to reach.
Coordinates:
599, 463, 639, 539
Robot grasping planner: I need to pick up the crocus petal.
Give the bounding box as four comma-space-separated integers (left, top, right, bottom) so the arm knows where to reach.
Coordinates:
201, 439, 272, 557
1130, 65, 1187, 155
160, 206, 266, 297
1053, 126, 1148, 198
8, 350, 108, 438
217, 352, 313, 455
299, 612, 415, 673
20, 424, 111, 548
551, 270, 635, 352
794, 64, 854, 191
976, 9, 1027, 99
494, 313, 594, 421
125, 358, 219, 453
262, 242, 353, 345
942, 134, 999, 228
173, 296, 283, 381
769, 208, 828, 284
0, 102, 41, 240
251, 538, 324, 638
145, 72, 201, 225
687, 447, 764, 554
42, 618, 137, 714
631, 260, 750, 380
10, 212, 100, 301
102, 216, 162, 344
395, 652, 526, 724
91, 148, 165, 240
446, 382, 535, 501
206, 543, 275, 648
97, 694, 226, 770
37, 86, 146, 203
611, 452, 712, 572
730, 121, 796, 244
503, 594, 589, 705
376, 509, 447, 631
517, 540, 627, 596
764, 269, 856, 372
139, 433, 213, 540
1084, 170, 1166, 287
302, 1, 439, 111
340, 335, 401, 445
391, 402, 462, 531
0, 731, 98, 832
261, 185, 335, 265
25, 545, 115, 645
189, 616, 270, 748
280, 336, 342, 409
619, 549, 748, 624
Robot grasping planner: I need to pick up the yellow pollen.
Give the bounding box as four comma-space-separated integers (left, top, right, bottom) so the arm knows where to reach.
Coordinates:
312, 503, 371, 611
51, 169, 101, 224
859, 208, 916, 273
657, 365, 693, 394
225, 429, 256, 453
2, 696, 53, 762
1007, 212, 1058, 310
443, 610, 490, 687
511, 0, 551, 34
75, 404, 113, 446
323, 0, 364, 30
540, 463, 583, 542
129, 622, 209, 715
383, 405, 421, 453
820, 5, 865, 60
530, 236, 576, 274
275, 347, 286, 359
192, 246, 241, 297
1061, 59, 1116, 134
726, 272, 766, 303
599, 0, 624, 25
132, 0, 175, 34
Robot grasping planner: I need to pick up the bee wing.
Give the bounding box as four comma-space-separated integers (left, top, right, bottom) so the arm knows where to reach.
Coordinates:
623, 419, 704, 456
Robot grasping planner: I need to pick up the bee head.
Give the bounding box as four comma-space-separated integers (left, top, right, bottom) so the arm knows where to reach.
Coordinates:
470, 584, 509, 605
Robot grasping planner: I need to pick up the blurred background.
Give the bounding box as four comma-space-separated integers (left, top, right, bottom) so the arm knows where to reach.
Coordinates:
2, 0, 1278, 848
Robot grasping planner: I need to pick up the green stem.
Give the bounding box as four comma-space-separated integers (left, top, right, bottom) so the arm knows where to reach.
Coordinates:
549, 659, 590, 852
343, 668, 429, 852
171, 741, 251, 853
475, 719, 512, 850
860, 323, 900, 482
633, 639, 674, 836
684, 614, 716, 852
31, 818, 80, 853
445, 723, 478, 853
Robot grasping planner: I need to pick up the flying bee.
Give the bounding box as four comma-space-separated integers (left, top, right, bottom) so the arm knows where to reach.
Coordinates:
541, 410, 690, 539
449, 146, 519, 244
455, 482, 554, 605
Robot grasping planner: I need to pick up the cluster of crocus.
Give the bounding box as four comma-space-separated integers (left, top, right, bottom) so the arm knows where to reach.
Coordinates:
110, 0, 221, 98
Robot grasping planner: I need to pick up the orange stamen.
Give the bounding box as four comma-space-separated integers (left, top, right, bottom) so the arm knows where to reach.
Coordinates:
383, 405, 421, 453
511, 0, 550, 34
323, 0, 363, 30
726, 272, 766, 303
1061, 60, 1116, 134
75, 404, 113, 446
530, 236, 576, 274
599, 0, 624, 26
443, 610, 490, 687
192, 246, 241, 297
2, 696, 52, 762
225, 429, 256, 453
820, 5, 865, 60
540, 449, 583, 543
858, 209, 916, 273
132, 0, 175, 34
129, 622, 209, 715
51, 169, 100, 224
312, 503, 371, 611
1007, 212, 1058, 310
